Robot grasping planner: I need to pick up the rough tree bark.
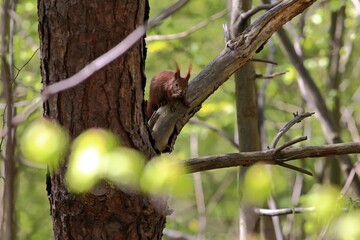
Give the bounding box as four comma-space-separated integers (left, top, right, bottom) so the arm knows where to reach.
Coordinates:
38, 0, 166, 239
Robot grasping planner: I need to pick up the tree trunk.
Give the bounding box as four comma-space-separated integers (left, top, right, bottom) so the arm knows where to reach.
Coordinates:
229, 0, 263, 238
38, 0, 166, 239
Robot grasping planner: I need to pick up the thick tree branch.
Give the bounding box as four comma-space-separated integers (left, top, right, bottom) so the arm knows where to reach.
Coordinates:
183, 142, 360, 173
149, 0, 318, 152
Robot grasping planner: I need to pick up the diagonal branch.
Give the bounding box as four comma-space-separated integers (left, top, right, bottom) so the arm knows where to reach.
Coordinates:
149, 0, 319, 152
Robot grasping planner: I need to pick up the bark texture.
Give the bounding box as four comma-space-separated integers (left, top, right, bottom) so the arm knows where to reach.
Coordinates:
38, 0, 166, 239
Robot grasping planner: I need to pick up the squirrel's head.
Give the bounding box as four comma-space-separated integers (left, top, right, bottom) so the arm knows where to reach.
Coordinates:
172, 61, 192, 97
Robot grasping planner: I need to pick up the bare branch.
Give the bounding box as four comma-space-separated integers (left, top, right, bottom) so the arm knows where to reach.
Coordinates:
163, 229, 196, 240
255, 207, 315, 217
183, 142, 360, 173
42, 25, 146, 99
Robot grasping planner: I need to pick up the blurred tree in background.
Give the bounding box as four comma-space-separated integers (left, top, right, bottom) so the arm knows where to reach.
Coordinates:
0, 0, 360, 239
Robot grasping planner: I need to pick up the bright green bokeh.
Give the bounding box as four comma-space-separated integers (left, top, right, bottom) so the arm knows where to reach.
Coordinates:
332, 211, 360, 240
66, 128, 119, 193
20, 119, 69, 169
140, 155, 191, 197
242, 165, 272, 205
302, 184, 345, 232
102, 147, 145, 189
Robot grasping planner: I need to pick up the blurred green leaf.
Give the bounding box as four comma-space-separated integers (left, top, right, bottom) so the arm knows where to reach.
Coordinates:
140, 155, 190, 197
332, 211, 360, 240
20, 119, 69, 169
66, 128, 119, 193
102, 147, 145, 188
242, 165, 272, 205
301, 184, 345, 231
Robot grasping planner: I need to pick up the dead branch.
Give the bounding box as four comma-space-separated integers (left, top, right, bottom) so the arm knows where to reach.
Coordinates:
183, 142, 360, 173
149, 0, 319, 152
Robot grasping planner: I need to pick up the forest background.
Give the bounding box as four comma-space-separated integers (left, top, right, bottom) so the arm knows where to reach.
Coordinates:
1, 0, 360, 239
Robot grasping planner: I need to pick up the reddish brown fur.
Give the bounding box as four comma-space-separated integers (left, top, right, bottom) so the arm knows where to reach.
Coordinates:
146, 62, 192, 120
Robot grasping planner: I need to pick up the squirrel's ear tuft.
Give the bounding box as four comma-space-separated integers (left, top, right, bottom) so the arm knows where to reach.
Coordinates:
174, 61, 180, 79
185, 62, 192, 81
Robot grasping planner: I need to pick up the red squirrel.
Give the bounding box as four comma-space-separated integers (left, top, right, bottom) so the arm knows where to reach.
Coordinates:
146, 62, 192, 120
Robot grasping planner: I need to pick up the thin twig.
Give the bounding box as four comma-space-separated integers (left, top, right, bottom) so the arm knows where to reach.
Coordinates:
235, 3, 279, 29
147, 0, 189, 28
341, 160, 360, 194
146, 10, 226, 42
189, 118, 239, 149
273, 136, 312, 175
274, 136, 308, 155
251, 58, 277, 65
270, 112, 314, 149
12, 48, 39, 83
276, 162, 312, 176
256, 71, 288, 79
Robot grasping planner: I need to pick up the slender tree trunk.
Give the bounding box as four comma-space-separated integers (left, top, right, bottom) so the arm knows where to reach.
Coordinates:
323, 4, 346, 186
229, 0, 264, 239
38, 0, 166, 239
